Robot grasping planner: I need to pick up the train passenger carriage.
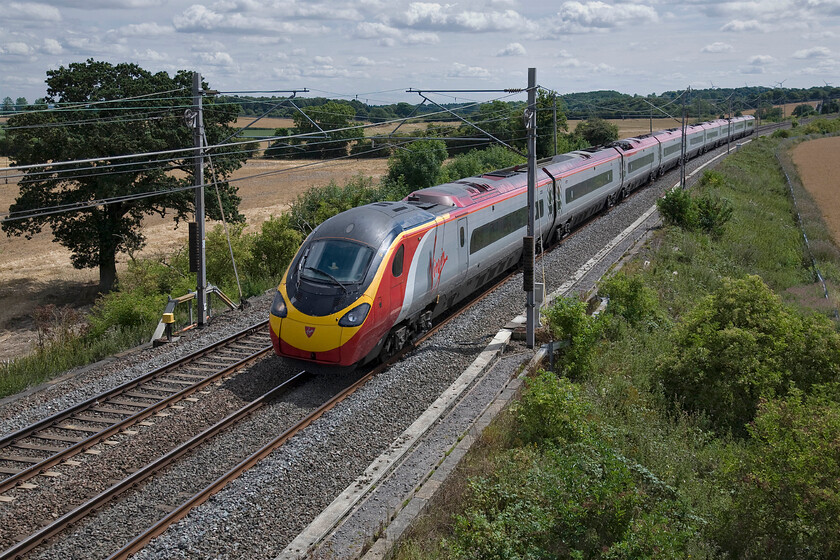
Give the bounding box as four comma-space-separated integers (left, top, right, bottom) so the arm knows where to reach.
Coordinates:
684, 124, 707, 159
610, 135, 661, 195
652, 128, 683, 173
699, 121, 721, 151
549, 146, 622, 234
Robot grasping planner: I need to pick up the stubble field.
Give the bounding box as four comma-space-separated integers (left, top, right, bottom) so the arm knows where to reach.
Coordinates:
792, 136, 840, 242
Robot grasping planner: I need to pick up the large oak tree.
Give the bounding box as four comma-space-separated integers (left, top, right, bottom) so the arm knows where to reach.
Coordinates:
2, 60, 248, 293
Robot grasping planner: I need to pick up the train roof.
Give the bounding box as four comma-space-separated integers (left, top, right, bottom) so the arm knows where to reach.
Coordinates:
314, 201, 436, 248
405, 163, 553, 209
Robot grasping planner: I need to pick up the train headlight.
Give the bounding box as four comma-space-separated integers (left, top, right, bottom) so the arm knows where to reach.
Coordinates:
338, 303, 370, 327
270, 291, 287, 318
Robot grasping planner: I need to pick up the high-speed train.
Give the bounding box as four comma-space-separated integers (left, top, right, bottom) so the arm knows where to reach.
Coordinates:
269, 116, 755, 369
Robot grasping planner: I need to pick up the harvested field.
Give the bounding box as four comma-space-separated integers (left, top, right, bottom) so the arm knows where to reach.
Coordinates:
792, 136, 840, 243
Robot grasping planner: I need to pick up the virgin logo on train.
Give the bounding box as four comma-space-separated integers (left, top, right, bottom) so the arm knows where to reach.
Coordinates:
430, 250, 448, 289
305, 326, 315, 338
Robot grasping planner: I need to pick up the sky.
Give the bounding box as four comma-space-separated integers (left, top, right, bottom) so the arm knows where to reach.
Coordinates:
1, 0, 838, 106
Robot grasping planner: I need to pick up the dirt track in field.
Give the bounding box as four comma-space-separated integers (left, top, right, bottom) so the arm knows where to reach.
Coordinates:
792, 137, 840, 243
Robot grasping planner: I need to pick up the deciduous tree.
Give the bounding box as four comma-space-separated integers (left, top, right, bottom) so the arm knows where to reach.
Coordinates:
2, 59, 248, 293
573, 117, 619, 147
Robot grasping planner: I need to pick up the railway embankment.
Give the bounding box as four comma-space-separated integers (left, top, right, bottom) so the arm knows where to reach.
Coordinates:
384, 120, 840, 559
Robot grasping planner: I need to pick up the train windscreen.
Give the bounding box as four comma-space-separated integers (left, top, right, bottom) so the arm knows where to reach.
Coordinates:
300, 239, 374, 284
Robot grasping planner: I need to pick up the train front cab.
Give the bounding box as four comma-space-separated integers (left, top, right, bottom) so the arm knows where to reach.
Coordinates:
270, 204, 434, 369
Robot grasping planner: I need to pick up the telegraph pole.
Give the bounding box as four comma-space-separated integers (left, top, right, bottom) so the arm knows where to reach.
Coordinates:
727, 98, 732, 154
680, 87, 689, 189
525, 68, 537, 349
192, 72, 207, 327
552, 92, 558, 156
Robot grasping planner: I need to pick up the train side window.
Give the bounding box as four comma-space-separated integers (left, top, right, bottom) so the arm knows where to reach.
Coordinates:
392, 245, 404, 277
460, 227, 465, 247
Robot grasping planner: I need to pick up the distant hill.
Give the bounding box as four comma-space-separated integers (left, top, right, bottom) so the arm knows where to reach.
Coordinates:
219, 85, 840, 124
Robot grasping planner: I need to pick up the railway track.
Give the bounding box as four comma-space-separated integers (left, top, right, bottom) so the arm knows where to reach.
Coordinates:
0, 322, 272, 495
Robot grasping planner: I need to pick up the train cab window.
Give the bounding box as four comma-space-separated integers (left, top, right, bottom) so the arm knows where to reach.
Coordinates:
392, 245, 404, 277
460, 227, 465, 247
301, 239, 374, 284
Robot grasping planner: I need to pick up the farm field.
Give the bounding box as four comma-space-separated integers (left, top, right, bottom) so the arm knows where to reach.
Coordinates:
792, 136, 840, 245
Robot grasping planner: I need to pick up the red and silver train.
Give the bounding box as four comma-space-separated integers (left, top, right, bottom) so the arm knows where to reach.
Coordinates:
269, 116, 755, 369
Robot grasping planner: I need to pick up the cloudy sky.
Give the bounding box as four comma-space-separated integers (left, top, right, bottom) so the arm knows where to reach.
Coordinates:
2, 0, 838, 106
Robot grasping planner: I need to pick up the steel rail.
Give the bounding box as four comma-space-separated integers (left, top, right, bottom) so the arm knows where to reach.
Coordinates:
0, 321, 270, 494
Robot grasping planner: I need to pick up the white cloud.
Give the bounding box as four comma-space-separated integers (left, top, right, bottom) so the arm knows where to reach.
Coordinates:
313, 56, 334, 65
552, 1, 658, 33
133, 48, 168, 61
351, 56, 377, 66
388, 2, 535, 33
5, 42, 36, 56
354, 21, 399, 39
793, 46, 831, 59
557, 58, 583, 68
46, 0, 164, 7
496, 42, 526, 56
173, 4, 328, 35
701, 42, 734, 53
451, 9, 531, 32
447, 63, 491, 78
404, 32, 440, 44
42, 38, 63, 55
113, 22, 174, 37
198, 51, 235, 66
394, 3, 450, 27
8, 2, 61, 21
721, 19, 770, 32
804, 30, 837, 40
209, 0, 361, 21
748, 54, 775, 65
354, 21, 438, 44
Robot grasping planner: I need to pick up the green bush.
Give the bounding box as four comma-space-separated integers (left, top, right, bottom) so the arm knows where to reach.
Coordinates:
88, 289, 164, 337
718, 386, 840, 559
447, 430, 695, 559
543, 296, 603, 378
516, 370, 591, 444
802, 116, 840, 135
657, 172, 734, 238
205, 222, 255, 290
656, 187, 696, 230
657, 275, 840, 435
386, 138, 448, 190
251, 214, 304, 279
438, 145, 524, 184
287, 174, 381, 233
694, 193, 733, 239
598, 271, 664, 331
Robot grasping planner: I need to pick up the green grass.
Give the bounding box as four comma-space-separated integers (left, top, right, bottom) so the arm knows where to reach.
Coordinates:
0, 324, 151, 397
